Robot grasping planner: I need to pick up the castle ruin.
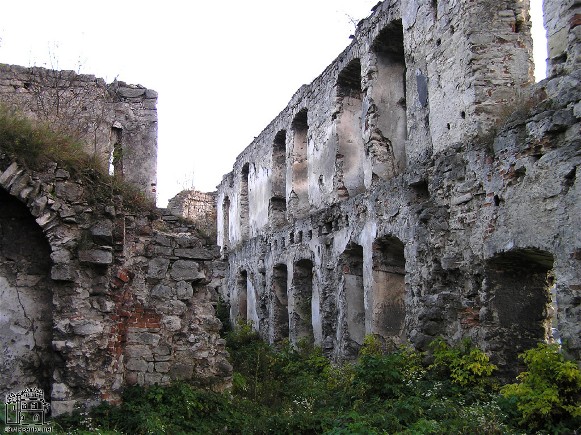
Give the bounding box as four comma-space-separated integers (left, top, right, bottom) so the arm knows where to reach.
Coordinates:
0, 0, 579, 416
215, 0, 581, 376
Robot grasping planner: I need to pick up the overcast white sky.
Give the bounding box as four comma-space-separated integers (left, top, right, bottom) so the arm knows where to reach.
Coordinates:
1, 1, 547, 206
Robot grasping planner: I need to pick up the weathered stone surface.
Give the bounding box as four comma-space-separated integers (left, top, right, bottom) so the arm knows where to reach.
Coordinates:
148, 258, 170, 278
170, 260, 205, 281
79, 249, 113, 265
176, 280, 194, 299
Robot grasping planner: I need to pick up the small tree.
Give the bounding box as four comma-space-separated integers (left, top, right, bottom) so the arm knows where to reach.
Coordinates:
501, 343, 581, 431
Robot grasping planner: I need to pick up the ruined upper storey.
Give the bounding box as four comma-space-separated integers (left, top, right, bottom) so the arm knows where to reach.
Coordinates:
0, 64, 158, 200
216, 0, 534, 249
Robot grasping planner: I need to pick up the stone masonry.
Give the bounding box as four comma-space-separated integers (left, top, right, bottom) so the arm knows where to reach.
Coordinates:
216, 0, 581, 377
0, 64, 158, 200
167, 190, 217, 240
0, 159, 230, 414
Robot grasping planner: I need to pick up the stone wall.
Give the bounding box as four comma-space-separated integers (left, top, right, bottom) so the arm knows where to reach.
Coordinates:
0, 64, 158, 200
0, 156, 231, 415
215, 0, 581, 376
167, 190, 217, 239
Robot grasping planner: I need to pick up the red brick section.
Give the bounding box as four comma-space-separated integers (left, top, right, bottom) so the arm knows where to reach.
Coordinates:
107, 268, 161, 361
460, 307, 480, 328
571, 14, 581, 29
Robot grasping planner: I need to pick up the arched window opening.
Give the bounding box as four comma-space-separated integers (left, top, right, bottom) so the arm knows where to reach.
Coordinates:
484, 249, 555, 378
237, 270, 248, 322
290, 109, 309, 217
0, 188, 53, 398
336, 59, 365, 200
372, 236, 406, 345
240, 163, 250, 240
291, 259, 314, 345
270, 130, 287, 227
272, 264, 289, 342
370, 20, 407, 180
340, 243, 365, 357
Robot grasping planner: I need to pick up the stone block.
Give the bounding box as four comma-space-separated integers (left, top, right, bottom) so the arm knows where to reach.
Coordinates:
151, 284, 173, 299
170, 260, 205, 282
147, 258, 170, 279
176, 280, 194, 299
169, 363, 194, 380
126, 358, 148, 372
72, 320, 104, 336
162, 315, 182, 332
51, 264, 76, 281
174, 248, 214, 260
91, 220, 113, 243
79, 249, 113, 265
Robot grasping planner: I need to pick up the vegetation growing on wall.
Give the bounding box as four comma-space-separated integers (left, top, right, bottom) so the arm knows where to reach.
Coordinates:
0, 105, 153, 211
46, 329, 580, 434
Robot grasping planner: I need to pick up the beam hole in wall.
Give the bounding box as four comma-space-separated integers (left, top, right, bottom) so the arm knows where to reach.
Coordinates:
240, 164, 250, 240
270, 130, 287, 227
0, 188, 54, 398
272, 264, 289, 342
370, 20, 407, 180
292, 259, 314, 345
336, 59, 365, 200
340, 243, 365, 358
372, 236, 406, 346
484, 249, 555, 378
290, 109, 309, 217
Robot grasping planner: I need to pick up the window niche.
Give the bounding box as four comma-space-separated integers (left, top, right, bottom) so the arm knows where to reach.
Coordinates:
291, 259, 314, 345
272, 264, 289, 342
240, 163, 250, 240
484, 249, 555, 377
109, 126, 123, 178
372, 236, 406, 344
340, 243, 365, 356
269, 130, 287, 227
290, 109, 309, 217
236, 270, 248, 322
221, 196, 230, 250
369, 20, 407, 180
335, 59, 365, 200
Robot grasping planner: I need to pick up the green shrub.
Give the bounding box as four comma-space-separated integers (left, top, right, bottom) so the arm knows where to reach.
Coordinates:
429, 338, 497, 387
501, 343, 581, 431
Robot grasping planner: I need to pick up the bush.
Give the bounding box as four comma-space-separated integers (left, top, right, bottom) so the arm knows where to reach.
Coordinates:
429, 338, 497, 388
501, 343, 581, 431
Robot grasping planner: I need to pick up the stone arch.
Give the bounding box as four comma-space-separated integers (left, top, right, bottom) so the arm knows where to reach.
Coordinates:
335, 59, 365, 199
483, 248, 555, 377
369, 19, 407, 180
269, 130, 287, 227
0, 160, 113, 413
0, 186, 54, 398
372, 235, 406, 345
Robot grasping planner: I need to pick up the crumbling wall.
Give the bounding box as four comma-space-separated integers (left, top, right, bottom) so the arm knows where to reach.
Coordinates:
167, 190, 217, 239
0, 157, 231, 415
216, 0, 581, 375
0, 64, 158, 199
